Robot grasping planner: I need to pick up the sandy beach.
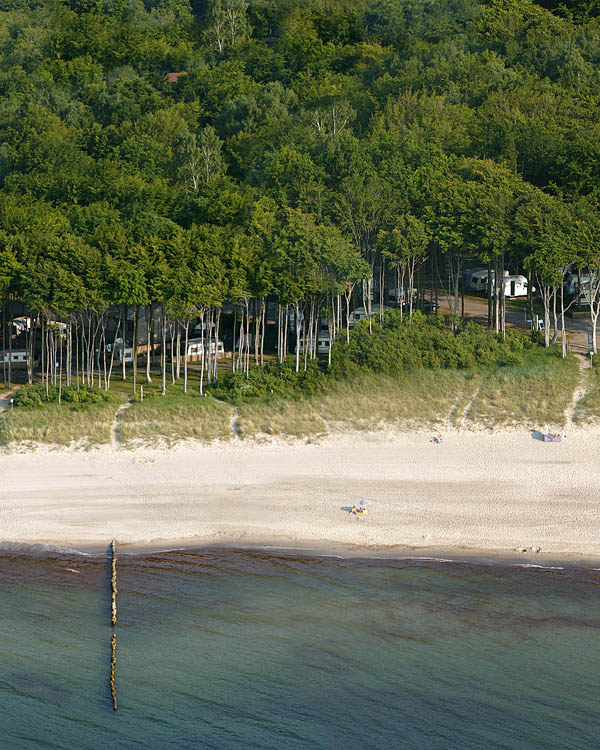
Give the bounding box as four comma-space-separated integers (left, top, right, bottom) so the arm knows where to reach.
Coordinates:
1, 427, 599, 562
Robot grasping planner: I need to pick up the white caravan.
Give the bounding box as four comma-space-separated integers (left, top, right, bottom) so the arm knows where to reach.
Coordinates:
186, 338, 225, 360
469, 270, 531, 298
0, 349, 28, 364
297, 331, 331, 355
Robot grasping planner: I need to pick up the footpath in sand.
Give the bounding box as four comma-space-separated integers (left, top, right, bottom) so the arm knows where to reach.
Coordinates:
1, 425, 600, 563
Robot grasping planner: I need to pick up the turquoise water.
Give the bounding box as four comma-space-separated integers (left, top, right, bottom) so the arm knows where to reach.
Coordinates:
1, 549, 599, 749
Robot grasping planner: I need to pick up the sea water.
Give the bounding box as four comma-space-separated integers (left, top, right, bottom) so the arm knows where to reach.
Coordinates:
1, 548, 599, 749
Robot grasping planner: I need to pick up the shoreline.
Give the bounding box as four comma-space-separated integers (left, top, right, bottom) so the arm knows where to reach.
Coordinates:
2, 427, 600, 566
1, 539, 598, 571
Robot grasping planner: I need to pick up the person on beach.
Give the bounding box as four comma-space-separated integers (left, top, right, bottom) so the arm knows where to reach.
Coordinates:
432, 434, 443, 445
351, 505, 358, 515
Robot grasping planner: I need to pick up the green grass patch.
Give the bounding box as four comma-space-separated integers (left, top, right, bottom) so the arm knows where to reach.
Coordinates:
117, 392, 234, 446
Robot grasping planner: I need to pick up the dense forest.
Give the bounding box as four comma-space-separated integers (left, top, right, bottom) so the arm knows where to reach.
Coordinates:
1, 0, 600, 395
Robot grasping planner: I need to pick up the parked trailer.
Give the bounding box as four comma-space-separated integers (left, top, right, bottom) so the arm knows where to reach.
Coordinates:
296, 331, 331, 355
469, 270, 532, 298
0, 349, 28, 364
186, 338, 225, 361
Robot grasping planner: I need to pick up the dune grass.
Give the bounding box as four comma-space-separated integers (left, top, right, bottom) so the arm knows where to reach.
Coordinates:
0, 402, 118, 448
573, 363, 600, 425
0, 350, 582, 448
238, 398, 328, 439
317, 371, 480, 431
116, 392, 234, 446
237, 355, 579, 437
466, 353, 579, 428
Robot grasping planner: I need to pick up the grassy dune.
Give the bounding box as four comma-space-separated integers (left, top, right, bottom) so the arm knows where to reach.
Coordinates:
0, 402, 118, 448
0, 353, 583, 448
238, 399, 328, 439
116, 392, 234, 446
573, 364, 600, 425
466, 355, 579, 428
318, 371, 480, 431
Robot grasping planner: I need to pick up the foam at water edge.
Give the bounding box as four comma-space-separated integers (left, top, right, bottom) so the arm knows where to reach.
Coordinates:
0, 542, 97, 557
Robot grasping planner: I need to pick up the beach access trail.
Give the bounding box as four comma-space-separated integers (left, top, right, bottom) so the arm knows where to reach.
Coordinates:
1, 429, 600, 561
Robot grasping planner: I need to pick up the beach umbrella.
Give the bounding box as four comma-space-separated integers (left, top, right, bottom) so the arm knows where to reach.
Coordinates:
360, 499, 372, 506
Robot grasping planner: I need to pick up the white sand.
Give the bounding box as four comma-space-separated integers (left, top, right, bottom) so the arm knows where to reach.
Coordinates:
1, 428, 600, 562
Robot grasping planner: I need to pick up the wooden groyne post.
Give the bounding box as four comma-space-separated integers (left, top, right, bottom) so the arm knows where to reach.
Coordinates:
111, 539, 117, 626
110, 539, 118, 711
110, 633, 118, 711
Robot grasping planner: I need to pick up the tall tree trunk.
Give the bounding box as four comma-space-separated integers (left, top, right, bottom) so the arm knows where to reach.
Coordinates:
41, 316, 46, 392
199, 309, 205, 396
133, 306, 139, 396
183, 320, 189, 393
7, 302, 13, 389
561, 284, 567, 358
121, 306, 127, 381
107, 318, 120, 391
295, 301, 301, 373
146, 304, 153, 382
161, 305, 167, 396
551, 288, 558, 345
232, 305, 237, 372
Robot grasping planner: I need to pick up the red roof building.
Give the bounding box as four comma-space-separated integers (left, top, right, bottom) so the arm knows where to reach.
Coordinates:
165, 72, 185, 83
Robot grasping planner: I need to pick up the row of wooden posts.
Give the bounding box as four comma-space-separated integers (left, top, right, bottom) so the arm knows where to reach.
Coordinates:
110, 539, 117, 711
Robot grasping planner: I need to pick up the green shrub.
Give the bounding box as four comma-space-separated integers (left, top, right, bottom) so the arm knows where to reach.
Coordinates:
14, 383, 118, 408
330, 313, 539, 378
211, 360, 327, 404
